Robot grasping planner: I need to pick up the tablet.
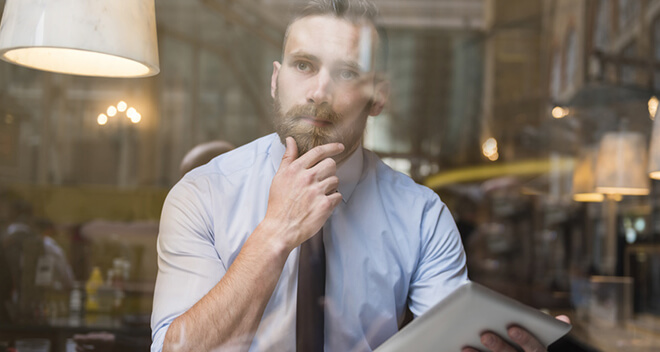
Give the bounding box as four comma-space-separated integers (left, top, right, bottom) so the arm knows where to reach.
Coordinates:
375, 281, 572, 352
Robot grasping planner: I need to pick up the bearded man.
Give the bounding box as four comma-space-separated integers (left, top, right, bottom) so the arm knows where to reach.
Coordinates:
151, 1, 566, 351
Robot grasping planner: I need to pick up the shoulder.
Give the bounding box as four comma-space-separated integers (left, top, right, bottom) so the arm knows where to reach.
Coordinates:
183, 134, 276, 183
164, 134, 276, 213
364, 149, 440, 206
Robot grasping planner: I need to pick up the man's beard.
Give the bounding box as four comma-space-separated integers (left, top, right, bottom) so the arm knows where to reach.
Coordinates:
273, 93, 346, 156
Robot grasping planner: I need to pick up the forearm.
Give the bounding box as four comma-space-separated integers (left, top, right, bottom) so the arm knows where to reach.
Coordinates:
163, 222, 290, 352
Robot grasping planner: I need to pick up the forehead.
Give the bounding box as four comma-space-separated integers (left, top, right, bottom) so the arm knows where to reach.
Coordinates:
284, 15, 375, 64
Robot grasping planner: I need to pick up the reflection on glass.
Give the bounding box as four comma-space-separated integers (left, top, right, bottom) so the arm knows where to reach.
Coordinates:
572, 146, 604, 202
595, 132, 650, 195
648, 96, 658, 120
482, 137, 498, 161
97, 114, 108, 125
552, 106, 568, 119
126, 107, 138, 119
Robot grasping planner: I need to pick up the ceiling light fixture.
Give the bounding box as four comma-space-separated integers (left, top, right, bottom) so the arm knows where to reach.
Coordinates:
0, 0, 159, 77
595, 132, 650, 195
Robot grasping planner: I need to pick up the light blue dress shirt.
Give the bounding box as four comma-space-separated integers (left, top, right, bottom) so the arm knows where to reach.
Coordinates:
151, 133, 468, 352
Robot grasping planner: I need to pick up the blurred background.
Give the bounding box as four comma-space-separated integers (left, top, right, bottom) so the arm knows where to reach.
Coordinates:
0, 0, 659, 351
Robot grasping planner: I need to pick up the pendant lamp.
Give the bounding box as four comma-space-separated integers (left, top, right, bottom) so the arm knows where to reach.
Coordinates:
595, 131, 650, 195
572, 146, 604, 202
0, 0, 159, 77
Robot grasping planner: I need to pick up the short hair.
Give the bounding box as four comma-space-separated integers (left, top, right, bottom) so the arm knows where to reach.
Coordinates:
179, 140, 235, 177
298, 0, 378, 24
283, 0, 388, 72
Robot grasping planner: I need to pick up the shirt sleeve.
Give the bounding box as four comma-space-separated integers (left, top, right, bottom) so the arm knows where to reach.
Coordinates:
150, 179, 226, 352
407, 194, 469, 317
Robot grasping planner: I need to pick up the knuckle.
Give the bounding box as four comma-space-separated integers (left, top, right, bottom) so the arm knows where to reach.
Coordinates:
319, 198, 333, 211
302, 171, 315, 184
327, 160, 337, 173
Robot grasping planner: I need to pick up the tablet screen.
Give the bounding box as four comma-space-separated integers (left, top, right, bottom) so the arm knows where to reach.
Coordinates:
375, 281, 572, 352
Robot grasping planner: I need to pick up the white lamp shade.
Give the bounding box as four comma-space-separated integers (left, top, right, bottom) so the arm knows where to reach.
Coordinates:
0, 0, 159, 77
572, 146, 604, 202
650, 112, 660, 179
595, 132, 650, 195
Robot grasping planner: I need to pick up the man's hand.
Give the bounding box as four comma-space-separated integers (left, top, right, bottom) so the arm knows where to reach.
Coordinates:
264, 137, 344, 251
461, 315, 571, 352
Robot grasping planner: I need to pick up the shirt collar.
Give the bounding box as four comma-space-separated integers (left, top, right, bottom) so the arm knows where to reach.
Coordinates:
269, 134, 363, 203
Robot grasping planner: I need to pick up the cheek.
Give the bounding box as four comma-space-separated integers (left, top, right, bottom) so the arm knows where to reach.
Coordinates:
334, 92, 372, 115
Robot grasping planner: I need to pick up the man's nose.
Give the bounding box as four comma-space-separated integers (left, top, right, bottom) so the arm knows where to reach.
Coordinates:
306, 69, 333, 105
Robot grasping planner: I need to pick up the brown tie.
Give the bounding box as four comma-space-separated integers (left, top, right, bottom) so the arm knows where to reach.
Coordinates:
296, 229, 325, 352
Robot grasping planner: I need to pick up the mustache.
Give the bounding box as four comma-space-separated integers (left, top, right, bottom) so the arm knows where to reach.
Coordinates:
284, 104, 341, 123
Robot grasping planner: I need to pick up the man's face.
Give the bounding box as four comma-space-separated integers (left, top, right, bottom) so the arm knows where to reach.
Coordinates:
271, 15, 387, 164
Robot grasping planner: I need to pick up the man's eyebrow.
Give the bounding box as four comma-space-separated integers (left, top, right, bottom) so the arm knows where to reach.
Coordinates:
340, 60, 362, 71
287, 52, 319, 62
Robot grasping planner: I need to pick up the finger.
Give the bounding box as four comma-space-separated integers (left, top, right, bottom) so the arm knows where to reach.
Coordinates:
326, 191, 342, 208
319, 176, 340, 195
310, 157, 337, 181
508, 326, 544, 352
296, 143, 344, 169
280, 137, 299, 167
481, 332, 518, 352
555, 315, 571, 324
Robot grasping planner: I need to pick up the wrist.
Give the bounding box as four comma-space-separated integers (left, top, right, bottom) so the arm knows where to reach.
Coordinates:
251, 218, 295, 257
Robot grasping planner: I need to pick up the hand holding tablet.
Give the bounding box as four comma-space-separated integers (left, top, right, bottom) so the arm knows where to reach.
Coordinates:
375, 281, 572, 352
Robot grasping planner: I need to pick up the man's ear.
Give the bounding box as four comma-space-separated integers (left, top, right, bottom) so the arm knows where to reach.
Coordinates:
369, 80, 389, 116
271, 61, 281, 99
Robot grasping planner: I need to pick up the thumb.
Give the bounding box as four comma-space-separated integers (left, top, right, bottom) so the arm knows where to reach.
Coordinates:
281, 137, 298, 166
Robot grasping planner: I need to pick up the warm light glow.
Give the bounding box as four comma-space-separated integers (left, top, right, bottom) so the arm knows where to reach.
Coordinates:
1, 47, 153, 77
595, 132, 650, 196
131, 113, 141, 124
482, 137, 498, 160
117, 101, 128, 112
606, 194, 623, 202
650, 171, 660, 180
552, 106, 568, 119
487, 152, 499, 161
649, 96, 658, 120
97, 113, 108, 125
127, 107, 138, 119
572, 193, 604, 202
424, 156, 575, 189
596, 187, 650, 196
107, 106, 117, 117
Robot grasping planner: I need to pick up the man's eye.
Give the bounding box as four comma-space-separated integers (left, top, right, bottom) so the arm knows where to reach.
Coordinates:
297, 62, 310, 71
339, 70, 358, 80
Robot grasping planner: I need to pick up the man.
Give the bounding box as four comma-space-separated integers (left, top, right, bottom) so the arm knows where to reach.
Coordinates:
151, 1, 566, 351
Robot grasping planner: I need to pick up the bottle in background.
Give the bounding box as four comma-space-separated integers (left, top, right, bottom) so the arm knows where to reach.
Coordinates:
68, 281, 84, 326
84, 267, 103, 314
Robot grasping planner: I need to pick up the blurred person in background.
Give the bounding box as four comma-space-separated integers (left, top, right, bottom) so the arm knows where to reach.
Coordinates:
1, 194, 75, 323
73, 140, 234, 352
179, 140, 235, 178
